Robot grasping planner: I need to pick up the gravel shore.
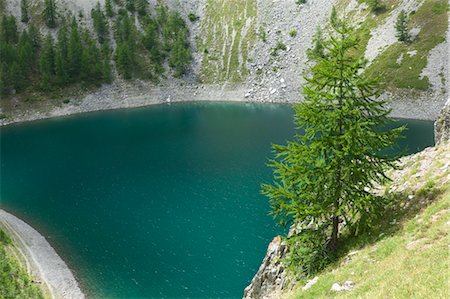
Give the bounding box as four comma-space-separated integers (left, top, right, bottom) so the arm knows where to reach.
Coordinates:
0, 81, 446, 127
0, 209, 85, 299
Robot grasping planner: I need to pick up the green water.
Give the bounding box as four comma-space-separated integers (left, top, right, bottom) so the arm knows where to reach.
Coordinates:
0, 102, 434, 298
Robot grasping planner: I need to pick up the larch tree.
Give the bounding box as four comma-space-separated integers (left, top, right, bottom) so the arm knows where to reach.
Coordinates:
21, 0, 29, 23
39, 34, 55, 90
395, 10, 410, 43
262, 19, 405, 275
43, 0, 57, 28
105, 0, 114, 17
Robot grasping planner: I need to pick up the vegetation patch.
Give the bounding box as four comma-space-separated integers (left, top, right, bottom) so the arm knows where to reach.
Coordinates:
0, 228, 46, 298
284, 186, 449, 299
198, 0, 257, 83
365, 0, 448, 90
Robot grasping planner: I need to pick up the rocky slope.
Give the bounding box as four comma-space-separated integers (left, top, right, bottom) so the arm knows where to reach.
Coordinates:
435, 98, 450, 144
1, 0, 449, 125
243, 100, 450, 299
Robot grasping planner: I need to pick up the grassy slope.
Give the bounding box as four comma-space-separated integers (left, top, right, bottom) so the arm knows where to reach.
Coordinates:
0, 229, 47, 299
198, 0, 256, 83
365, 0, 449, 91
283, 142, 450, 298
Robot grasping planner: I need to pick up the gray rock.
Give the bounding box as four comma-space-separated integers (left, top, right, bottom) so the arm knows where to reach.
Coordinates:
435, 98, 450, 144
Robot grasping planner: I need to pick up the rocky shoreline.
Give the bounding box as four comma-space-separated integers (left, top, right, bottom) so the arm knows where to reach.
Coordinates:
0, 81, 446, 127
0, 209, 84, 299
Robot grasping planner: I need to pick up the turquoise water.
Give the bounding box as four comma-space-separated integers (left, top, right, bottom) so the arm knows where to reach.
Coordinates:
0, 102, 434, 298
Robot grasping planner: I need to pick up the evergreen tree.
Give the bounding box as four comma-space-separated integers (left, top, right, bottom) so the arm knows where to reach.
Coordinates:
0, 15, 18, 44
105, 0, 114, 17
142, 19, 163, 68
67, 17, 82, 81
39, 34, 55, 90
43, 0, 57, 28
21, 0, 29, 23
55, 24, 69, 85
16, 30, 33, 90
126, 0, 135, 12
28, 24, 41, 51
114, 13, 137, 78
80, 30, 103, 82
116, 43, 133, 79
307, 26, 324, 60
101, 42, 112, 82
262, 21, 405, 275
169, 34, 191, 78
136, 0, 148, 16
0, 64, 5, 94
91, 2, 109, 43
395, 10, 410, 43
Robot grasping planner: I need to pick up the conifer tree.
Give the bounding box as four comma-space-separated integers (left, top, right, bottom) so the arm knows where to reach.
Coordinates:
91, 2, 109, 43
262, 20, 405, 274
169, 34, 191, 78
80, 30, 103, 82
0, 65, 5, 94
21, 0, 29, 23
55, 24, 69, 85
307, 26, 324, 60
28, 24, 41, 51
17, 30, 33, 90
136, 0, 148, 16
67, 17, 82, 81
395, 10, 410, 43
1, 15, 18, 44
39, 34, 55, 90
43, 0, 57, 28
126, 0, 135, 12
114, 13, 137, 78
142, 19, 163, 68
101, 42, 112, 82
105, 0, 114, 17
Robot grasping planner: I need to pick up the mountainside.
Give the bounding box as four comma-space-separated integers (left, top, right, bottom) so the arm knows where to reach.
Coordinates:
0, 0, 448, 125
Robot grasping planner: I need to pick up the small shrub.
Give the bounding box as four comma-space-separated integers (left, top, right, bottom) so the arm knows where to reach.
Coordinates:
188, 12, 199, 22
366, 0, 385, 13
258, 27, 267, 42
284, 227, 334, 278
289, 29, 297, 37
271, 40, 287, 56
295, 0, 306, 4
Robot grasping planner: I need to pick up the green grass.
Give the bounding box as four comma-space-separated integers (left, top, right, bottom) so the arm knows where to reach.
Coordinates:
284, 188, 449, 298
0, 229, 47, 299
365, 0, 448, 90
198, 0, 257, 83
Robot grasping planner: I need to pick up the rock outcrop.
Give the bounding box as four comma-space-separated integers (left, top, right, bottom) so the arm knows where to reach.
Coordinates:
243, 236, 290, 299
435, 98, 450, 145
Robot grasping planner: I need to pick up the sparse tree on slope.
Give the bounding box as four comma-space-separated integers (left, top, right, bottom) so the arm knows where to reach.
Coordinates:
262, 20, 405, 275
395, 10, 410, 43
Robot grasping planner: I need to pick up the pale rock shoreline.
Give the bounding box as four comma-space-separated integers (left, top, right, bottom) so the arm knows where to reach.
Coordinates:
0, 81, 446, 127
0, 209, 85, 299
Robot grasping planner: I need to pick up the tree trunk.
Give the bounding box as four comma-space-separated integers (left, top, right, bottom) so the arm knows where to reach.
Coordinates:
329, 215, 339, 251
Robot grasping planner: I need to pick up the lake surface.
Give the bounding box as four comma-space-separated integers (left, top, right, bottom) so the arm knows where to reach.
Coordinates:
0, 102, 434, 298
